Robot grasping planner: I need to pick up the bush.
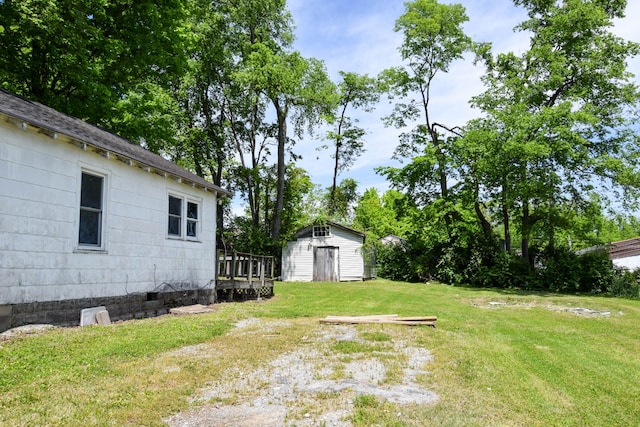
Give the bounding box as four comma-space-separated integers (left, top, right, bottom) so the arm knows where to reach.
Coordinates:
376, 242, 422, 282
467, 246, 640, 299
609, 268, 640, 299
471, 252, 530, 289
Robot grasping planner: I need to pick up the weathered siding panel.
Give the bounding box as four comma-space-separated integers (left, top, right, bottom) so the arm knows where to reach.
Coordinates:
0, 119, 218, 305
330, 227, 364, 281
281, 224, 364, 282
281, 239, 314, 281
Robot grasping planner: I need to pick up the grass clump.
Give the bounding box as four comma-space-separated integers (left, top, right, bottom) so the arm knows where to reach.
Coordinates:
330, 340, 383, 355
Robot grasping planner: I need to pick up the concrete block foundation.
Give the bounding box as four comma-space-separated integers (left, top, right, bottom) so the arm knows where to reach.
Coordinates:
0, 289, 216, 333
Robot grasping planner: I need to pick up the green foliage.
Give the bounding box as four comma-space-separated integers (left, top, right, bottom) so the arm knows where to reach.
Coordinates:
469, 247, 638, 299
324, 178, 360, 224
376, 242, 421, 282
0, 0, 189, 146
354, 188, 415, 239
609, 268, 640, 299
467, 0, 640, 258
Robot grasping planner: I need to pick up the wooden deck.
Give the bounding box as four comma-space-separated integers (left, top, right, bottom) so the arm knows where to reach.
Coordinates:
215, 250, 275, 301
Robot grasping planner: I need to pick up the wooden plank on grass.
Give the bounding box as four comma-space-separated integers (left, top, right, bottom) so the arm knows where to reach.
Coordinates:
320, 314, 437, 327
324, 314, 399, 321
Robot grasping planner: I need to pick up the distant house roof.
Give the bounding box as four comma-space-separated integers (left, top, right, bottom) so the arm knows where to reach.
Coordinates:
380, 234, 406, 246
293, 221, 365, 240
608, 238, 640, 260
0, 89, 232, 197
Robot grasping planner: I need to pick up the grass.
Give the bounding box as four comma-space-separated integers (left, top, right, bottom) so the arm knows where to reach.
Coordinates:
1, 279, 639, 426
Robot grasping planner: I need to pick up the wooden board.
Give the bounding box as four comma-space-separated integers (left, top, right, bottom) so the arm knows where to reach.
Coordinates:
320, 314, 437, 327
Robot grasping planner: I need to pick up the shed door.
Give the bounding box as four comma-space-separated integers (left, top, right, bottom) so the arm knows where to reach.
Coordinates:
313, 246, 338, 282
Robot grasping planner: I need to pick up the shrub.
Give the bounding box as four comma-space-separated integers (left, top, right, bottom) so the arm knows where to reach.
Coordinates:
609, 267, 640, 299
376, 242, 421, 282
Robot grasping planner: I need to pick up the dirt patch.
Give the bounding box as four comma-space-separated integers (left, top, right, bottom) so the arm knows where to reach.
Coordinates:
472, 300, 622, 317
0, 324, 57, 347
165, 320, 438, 426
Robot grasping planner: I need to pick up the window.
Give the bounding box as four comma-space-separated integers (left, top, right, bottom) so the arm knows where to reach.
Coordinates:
187, 201, 198, 237
79, 172, 104, 246
168, 195, 182, 236
168, 194, 200, 240
313, 225, 330, 238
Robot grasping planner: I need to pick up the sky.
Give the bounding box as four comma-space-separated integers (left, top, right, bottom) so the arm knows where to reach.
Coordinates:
234, 0, 640, 213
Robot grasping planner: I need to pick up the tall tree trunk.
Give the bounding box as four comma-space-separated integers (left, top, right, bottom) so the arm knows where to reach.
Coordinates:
473, 179, 492, 235
501, 183, 511, 252
330, 139, 340, 215
522, 203, 530, 268
330, 106, 348, 216
272, 101, 287, 242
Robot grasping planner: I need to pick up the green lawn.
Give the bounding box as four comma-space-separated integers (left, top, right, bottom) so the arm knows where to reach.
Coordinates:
1, 280, 638, 426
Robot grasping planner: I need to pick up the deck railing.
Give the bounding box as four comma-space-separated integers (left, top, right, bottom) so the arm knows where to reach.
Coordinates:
216, 251, 275, 300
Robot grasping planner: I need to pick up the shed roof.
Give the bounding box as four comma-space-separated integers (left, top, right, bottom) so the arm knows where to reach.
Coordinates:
0, 89, 232, 197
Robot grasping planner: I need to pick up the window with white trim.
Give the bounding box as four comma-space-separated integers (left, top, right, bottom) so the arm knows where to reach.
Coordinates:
168, 194, 200, 240
186, 201, 199, 237
313, 225, 330, 238
78, 172, 104, 247
168, 195, 182, 236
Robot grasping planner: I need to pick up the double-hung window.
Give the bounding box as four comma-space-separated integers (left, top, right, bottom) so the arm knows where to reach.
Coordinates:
168, 194, 200, 240
78, 172, 104, 247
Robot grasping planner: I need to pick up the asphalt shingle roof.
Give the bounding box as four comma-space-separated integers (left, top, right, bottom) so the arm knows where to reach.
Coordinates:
0, 89, 232, 197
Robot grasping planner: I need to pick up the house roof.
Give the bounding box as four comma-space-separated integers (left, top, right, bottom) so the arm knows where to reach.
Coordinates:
608, 237, 640, 260
0, 89, 232, 197
293, 221, 366, 240
380, 234, 406, 245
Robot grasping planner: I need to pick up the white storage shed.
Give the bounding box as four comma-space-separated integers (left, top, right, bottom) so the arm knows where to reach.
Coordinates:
281, 221, 369, 282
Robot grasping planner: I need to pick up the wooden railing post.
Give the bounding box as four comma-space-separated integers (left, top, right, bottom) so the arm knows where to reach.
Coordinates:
230, 251, 236, 280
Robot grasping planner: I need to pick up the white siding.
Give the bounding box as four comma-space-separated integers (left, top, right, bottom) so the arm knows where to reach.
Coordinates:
0, 120, 218, 304
281, 225, 364, 282
613, 256, 640, 271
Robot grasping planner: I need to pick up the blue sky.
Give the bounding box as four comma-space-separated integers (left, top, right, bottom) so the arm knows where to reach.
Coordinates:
234, 1, 640, 213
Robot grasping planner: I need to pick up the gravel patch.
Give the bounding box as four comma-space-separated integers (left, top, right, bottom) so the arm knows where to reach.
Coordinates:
474, 300, 622, 317
166, 320, 438, 427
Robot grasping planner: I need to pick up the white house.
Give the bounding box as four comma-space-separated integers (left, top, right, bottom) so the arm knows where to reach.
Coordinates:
609, 238, 640, 270
281, 221, 371, 282
0, 90, 232, 331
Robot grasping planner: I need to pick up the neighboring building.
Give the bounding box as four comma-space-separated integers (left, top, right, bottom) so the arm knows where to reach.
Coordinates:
281, 221, 372, 282
380, 234, 406, 246
608, 238, 640, 270
0, 90, 232, 332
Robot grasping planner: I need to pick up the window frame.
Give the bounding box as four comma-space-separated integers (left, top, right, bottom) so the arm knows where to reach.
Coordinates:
168, 195, 183, 237
77, 169, 107, 252
313, 225, 330, 238
167, 192, 201, 241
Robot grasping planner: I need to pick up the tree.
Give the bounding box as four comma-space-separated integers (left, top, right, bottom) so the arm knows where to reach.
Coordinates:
469, 0, 640, 264
0, 0, 189, 147
379, 0, 476, 203
354, 188, 414, 239
174, 0, 298, 239
325, 178, 360, 224
322, 71, 379, 215
238, 44, 336, 242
